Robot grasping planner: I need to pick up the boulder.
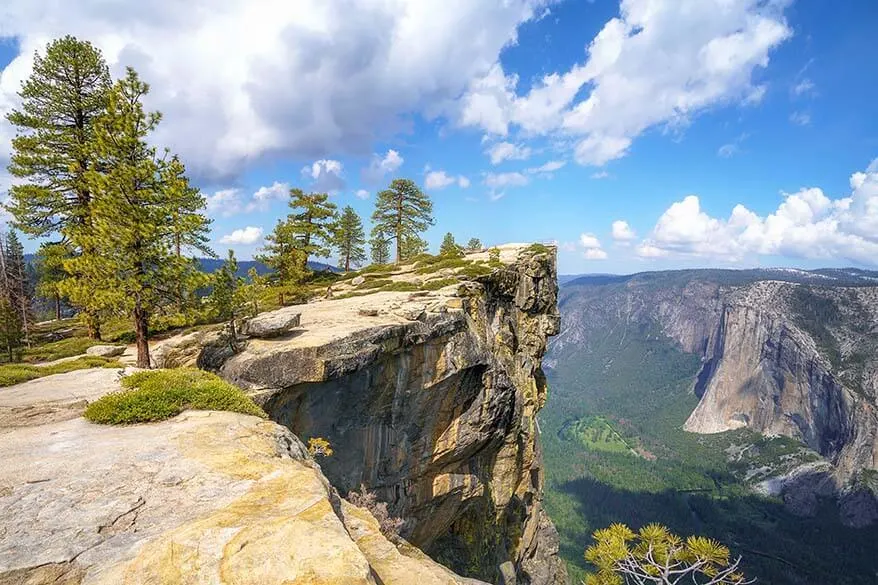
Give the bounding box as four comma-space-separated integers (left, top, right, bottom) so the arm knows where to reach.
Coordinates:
352, 276, 366, 286
240, 308, 302, 338
85, 345, 126, 358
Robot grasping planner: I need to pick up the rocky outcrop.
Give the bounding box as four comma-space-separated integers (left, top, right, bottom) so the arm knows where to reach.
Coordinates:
202, 244, 568, 585
0, 375, 489, 584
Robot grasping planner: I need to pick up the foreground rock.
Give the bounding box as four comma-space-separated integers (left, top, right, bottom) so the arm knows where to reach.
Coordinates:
0, 373, 488, 585
84, 344, 126, 358
180, 243, 570, 585
240, 307, 302, 338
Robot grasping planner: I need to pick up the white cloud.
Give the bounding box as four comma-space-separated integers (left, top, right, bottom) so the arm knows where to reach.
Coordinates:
458, 0, 792, 166
484, 171, 529, 189
584, 248, 608, 260
0, 1, 550, 179
635, 160, 878, 265
303, 159, 346, 193
362, 149, 404, 183
424, 169, 470, 190
527, 160, 566, 174
205, 188, 244, 217
611, 220, 636, 241
579, 233, 602, 249
790, 111, 811, 126
252, 181, 289, 203
590, 170, 610, 179
486, 141, 532, 164
219, 226, 263, 245
355, 189, 370, 199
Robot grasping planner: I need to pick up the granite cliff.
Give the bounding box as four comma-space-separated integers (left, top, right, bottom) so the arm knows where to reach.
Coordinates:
157, 243, 568, 584
551, 269, 878, 526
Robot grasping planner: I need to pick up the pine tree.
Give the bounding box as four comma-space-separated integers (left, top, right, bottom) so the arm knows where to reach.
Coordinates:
34, 243, 70, 321
333, 206, 366, 272
370, 231, 391, 265
66, 67, 207, 368
257, 220, 308, 285
371, 178, 434, 264
439, 232, 463, 257
287, 189, 338, 271
209, 250, 243, 339
5, 36, 111, 339
400, 234, 428, 262
466, 238, 482, 251
4, 232, 33, 348
0, 233, 27, 360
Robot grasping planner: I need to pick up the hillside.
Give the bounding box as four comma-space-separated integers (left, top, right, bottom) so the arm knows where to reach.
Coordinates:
542, 268, 878, 584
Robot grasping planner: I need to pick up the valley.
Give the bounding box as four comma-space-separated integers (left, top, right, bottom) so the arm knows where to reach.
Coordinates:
542, 269, 878, 584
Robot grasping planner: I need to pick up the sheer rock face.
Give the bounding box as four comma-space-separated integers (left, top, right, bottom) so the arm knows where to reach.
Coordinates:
214, 245, 568, 585
554, 274, 878, 526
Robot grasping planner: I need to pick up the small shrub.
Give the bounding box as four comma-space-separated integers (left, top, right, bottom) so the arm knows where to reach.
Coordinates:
359, 278, 394, 289
347, 484, 404, 539
379, 281, 419, 292
22, 337, 102, 363
84, 368, 265, 425
307, 437, 334, 457
459, 264, 493, 279
0, 356, 122, 387
422, 278, 460, 291
414, 257, 469, 274
488, 247, 501, 264
525, 242, 551, 255
360, 263, 396, 274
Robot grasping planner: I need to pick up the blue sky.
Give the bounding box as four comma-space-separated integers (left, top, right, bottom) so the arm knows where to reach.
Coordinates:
0, 0, 877, 274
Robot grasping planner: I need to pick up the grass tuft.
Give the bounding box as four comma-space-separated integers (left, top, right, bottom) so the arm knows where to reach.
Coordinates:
0, 357, 122, 387
84, 368, 265, 425
22, 337, 103, 363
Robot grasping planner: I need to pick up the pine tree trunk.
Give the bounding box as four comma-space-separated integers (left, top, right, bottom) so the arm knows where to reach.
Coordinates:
134, 303, 150, 369
344, 252, 350, 272
86, 312, 102, 340
54, 293, 61, 321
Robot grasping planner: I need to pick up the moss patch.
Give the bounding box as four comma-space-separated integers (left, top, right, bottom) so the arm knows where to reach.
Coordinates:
0, 357, 122, 387
22, 337, 103, 363
84, 368, 265, 425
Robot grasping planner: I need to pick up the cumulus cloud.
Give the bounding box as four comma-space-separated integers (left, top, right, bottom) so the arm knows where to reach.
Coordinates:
590, 170, 610, 179
362, 149, 404, 184
0, 0, 550, 179
303, 159, 346, 193
205, 188, 244, 217
355, 189, 370, 199
579, 232, 608, 259
635, 160, 878, 265
205, 181, 291, 216
611, 220, 636, 241
425, 170, 469, 190
458, 0, 792, 166
484, 172, 529, 189
718, 144, 738, 158
486, 141, 532, 164
219, 226, 263, 245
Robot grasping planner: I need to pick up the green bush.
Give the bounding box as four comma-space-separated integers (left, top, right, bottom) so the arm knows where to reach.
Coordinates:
359, 263, 396, 274
22, 337, 103, 363
359, 278, 394, 289
459, 264, 494, 278
414, 257, 470, 274
378, 281, 419, 292
525, 242, 551, 255
0, 356, 122, 387
84, 368, 266, 424
422, 278, 460, 290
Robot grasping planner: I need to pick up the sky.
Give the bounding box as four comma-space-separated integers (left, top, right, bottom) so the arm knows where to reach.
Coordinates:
0, 0, 876, 275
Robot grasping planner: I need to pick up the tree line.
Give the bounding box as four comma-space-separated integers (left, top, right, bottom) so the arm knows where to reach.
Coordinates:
3, 36, 487, 369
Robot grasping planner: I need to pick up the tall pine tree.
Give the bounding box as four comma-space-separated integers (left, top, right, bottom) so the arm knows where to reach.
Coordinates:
0, 232, 31, 359
333, 206, 366, 271
287, 189, 337, 270
369, 231, 391, 265
67, 68, 207, 368
5, 36, 111, 339
371, 178, 433, 264
257, 220, 307, 285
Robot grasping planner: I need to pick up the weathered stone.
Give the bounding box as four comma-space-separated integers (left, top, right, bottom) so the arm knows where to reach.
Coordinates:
240, 307, 302, 338
359, 308, 379, 317
84, 344, 126, 358
352, 276, 366, 286
150, 329, 224, 369
0, 376, 487, 585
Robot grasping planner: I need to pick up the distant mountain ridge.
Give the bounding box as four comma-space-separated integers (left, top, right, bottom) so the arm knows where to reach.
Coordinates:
194, 258, 340, 278
565, 266, 878, 288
